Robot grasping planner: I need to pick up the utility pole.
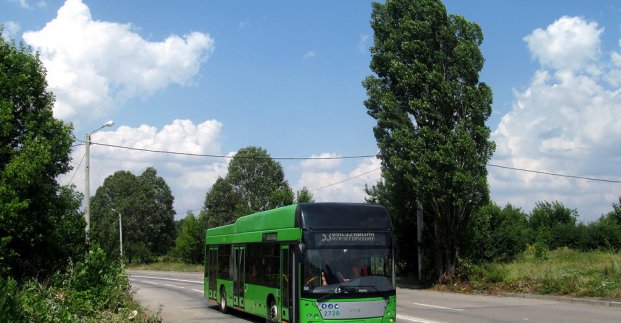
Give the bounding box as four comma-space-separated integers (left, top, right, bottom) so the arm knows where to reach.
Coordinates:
84, 121, 114, 244
84, 132, 91, 243
112, 208, 123, 259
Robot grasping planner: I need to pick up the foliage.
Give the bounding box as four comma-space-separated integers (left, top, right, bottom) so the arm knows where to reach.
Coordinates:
439, 248, 621, 298
0, 276, 22, 322
365, 179, 419, 275
203, 146, 294, 228
295, 186, 315, 203
0, 35, 84, 279
363, 0, 495, 280
126, 258, 203, 272
529, 201, 579, 250
3, 245, 159, 322
203, 177, 241, 228
464, 203, 529, 262
226, 146, 294, 212
173, 211, 206, 264
610, 196, 621, 224
90, 167, 176, 263
578, 215, 621, 251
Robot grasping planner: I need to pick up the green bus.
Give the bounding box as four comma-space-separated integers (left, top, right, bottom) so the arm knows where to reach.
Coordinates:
204, 203, 397, 323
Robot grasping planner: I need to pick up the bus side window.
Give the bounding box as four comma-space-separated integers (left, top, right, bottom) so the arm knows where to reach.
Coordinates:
246, 243, 260, 284
218, 245, 231, 280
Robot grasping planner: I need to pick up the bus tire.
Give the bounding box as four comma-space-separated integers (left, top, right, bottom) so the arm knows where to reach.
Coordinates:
266, 297, 278, 323
219, 287, 228, 314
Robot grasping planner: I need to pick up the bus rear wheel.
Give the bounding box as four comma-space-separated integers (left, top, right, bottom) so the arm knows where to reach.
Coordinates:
219, 287, 228, 314
267, 298, 278, 323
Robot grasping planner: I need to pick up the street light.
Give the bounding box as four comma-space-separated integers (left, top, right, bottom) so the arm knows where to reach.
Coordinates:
84, 120, 114, 243
111, 208, 123, 259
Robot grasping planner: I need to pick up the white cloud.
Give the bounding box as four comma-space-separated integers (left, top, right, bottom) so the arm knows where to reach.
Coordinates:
358, 33, 369, 53
238, 20, 249, 30
22, 0, 214, 130
61, 119, 229, 216
8, 0, 30, 9
1, 21, 20, 40
524, 16, 602, 72
491, 16, 621, 222
300, 153, 343, 170
296, 157, 381, 203
303, 51, 316, 60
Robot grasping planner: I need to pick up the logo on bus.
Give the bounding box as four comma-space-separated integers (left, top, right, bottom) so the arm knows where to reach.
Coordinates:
320, 303, 339, 310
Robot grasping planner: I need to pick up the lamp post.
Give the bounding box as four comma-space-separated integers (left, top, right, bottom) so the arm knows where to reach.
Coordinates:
84, 120, 114, 243
111, 208, 123, 258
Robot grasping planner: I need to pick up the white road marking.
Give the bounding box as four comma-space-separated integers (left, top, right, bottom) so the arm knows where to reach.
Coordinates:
164, 283, 185, 289
129, 275, 202, 284
412, 302, 463, 311
397, 314, 444, 323
131, 278, 204, 294
132, 279, 161, 286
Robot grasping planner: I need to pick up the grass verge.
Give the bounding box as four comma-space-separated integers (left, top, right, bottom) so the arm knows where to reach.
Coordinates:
126, 259, 202, 272
439, 248, 621, 299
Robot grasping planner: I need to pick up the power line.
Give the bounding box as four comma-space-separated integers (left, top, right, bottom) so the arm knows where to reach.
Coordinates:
76, 139, 621, 185
65, 150, 86, 186
487, 163, 621, 184
310, 167, 381, 192
84, 140, 376, 160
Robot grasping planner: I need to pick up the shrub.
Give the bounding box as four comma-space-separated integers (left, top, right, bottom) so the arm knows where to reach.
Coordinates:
0, 276, 22, 322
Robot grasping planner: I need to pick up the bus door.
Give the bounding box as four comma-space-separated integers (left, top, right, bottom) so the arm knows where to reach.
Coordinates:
233, 246, 245, 308
208, 247, 218, 300
280, 245, 291, 322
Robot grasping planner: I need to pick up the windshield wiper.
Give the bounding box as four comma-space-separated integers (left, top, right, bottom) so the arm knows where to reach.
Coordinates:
351, 285, 380, 293
316, 284, 356, 301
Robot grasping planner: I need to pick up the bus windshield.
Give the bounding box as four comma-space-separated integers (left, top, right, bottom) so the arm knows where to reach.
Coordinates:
302, 247, 394, 296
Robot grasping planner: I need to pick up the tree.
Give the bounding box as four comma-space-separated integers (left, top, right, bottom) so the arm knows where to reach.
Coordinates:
90, 167, 176, 263
0, 34, 83, 279
295, 186, 315, 203
363, 0, 495, 280
463, 203, 529, 262
202, 146, 294, 228
608, 196, 621, 224
529, 201, 579, 250
203, 177, 241, 229
227, 146, 294, 212
365, 177, 419, 276
173, 211, 205, 264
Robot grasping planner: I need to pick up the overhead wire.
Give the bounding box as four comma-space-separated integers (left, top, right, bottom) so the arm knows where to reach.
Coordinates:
70, 139, 621, 191
65, 150, 86, 186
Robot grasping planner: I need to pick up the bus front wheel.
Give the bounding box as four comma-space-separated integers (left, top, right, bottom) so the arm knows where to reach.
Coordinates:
267, 298, 278, 323
219, 287, 228, 314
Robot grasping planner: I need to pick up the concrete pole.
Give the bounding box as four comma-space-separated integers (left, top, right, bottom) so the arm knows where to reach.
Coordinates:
417, 201, 423, 281
119, 211, 123, 258
84, 133, 91, 243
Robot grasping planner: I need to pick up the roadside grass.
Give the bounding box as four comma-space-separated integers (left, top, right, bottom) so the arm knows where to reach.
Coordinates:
446, 248, 621, 299
126, 258, 202, 272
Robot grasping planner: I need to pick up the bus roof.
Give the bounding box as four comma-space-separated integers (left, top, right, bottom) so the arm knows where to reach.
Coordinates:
206, 203, 392, 244
296, 203, 392, 230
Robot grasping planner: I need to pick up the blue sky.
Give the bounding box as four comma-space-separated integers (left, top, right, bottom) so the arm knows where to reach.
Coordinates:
2, 0, 621, 222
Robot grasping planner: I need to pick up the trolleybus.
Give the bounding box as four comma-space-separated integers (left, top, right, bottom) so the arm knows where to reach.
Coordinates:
204, 202, 397, 322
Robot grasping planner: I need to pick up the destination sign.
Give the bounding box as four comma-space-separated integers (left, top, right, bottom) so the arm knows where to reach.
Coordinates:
313, 232, 388, 247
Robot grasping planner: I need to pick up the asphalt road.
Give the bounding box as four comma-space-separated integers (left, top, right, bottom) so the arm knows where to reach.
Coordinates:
128, 270, 621, 323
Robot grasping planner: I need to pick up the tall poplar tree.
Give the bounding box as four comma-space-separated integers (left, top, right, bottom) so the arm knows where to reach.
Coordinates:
363, 0, 495, 279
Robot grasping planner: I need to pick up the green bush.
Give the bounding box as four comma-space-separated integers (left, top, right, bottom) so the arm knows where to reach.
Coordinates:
16, 245, 158, 322
465, 262, 509, 289
534, 242, 549, 260
0, 276, 22, 322
541, 270, 579, 295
